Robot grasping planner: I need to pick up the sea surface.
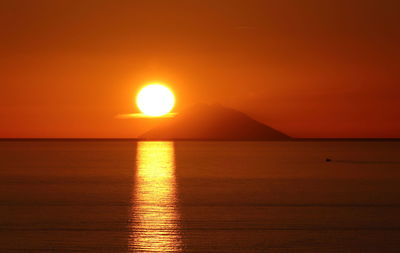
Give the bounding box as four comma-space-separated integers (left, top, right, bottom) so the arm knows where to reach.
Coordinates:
1, 140, 400, 252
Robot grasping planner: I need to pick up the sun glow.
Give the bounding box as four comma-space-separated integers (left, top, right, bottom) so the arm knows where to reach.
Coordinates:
136, 84, 175, 117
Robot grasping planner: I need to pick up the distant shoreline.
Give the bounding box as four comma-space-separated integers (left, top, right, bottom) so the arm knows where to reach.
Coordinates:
0, 138, 399, 142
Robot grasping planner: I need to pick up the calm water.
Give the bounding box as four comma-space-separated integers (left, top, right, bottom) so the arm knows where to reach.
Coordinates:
1, 141, 400, 252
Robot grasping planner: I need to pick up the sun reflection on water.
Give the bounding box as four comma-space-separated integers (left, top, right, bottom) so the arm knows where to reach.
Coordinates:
129, 141, 182, 252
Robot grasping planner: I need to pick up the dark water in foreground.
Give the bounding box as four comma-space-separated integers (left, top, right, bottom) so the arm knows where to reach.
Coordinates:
1, 141, 400, 252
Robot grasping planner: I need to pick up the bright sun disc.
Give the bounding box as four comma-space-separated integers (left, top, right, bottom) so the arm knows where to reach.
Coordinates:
136, 84, 175, 117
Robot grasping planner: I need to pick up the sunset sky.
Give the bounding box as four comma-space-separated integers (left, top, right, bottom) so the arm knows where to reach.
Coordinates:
1, 0, 399, 138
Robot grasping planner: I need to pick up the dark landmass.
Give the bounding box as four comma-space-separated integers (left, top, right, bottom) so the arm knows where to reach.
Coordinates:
139, 103, 291, 141
1, 103, 399, 141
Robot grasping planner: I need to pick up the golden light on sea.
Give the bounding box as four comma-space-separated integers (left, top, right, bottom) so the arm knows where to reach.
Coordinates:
129, 141, 182, 252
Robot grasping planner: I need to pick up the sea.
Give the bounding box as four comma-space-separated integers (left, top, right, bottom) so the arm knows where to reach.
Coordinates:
1, 140, 399, 252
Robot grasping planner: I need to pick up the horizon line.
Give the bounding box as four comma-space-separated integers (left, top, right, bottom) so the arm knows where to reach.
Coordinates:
0, 138, 399, 142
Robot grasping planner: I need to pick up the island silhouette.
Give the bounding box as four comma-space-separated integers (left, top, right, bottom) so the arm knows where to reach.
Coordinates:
140, 103, 291, 140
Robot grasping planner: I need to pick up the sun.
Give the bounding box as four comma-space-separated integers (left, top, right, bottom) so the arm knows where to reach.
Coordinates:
136, 84, 175, 117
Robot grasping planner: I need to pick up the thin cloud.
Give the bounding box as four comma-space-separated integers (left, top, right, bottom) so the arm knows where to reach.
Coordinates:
115, 113, 177, 119
235, 25, 257, 30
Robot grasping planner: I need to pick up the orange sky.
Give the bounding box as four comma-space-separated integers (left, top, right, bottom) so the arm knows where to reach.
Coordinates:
1, 0, 399, 138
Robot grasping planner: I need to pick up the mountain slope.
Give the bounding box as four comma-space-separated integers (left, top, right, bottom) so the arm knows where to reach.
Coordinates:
140, 103, 291, 140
